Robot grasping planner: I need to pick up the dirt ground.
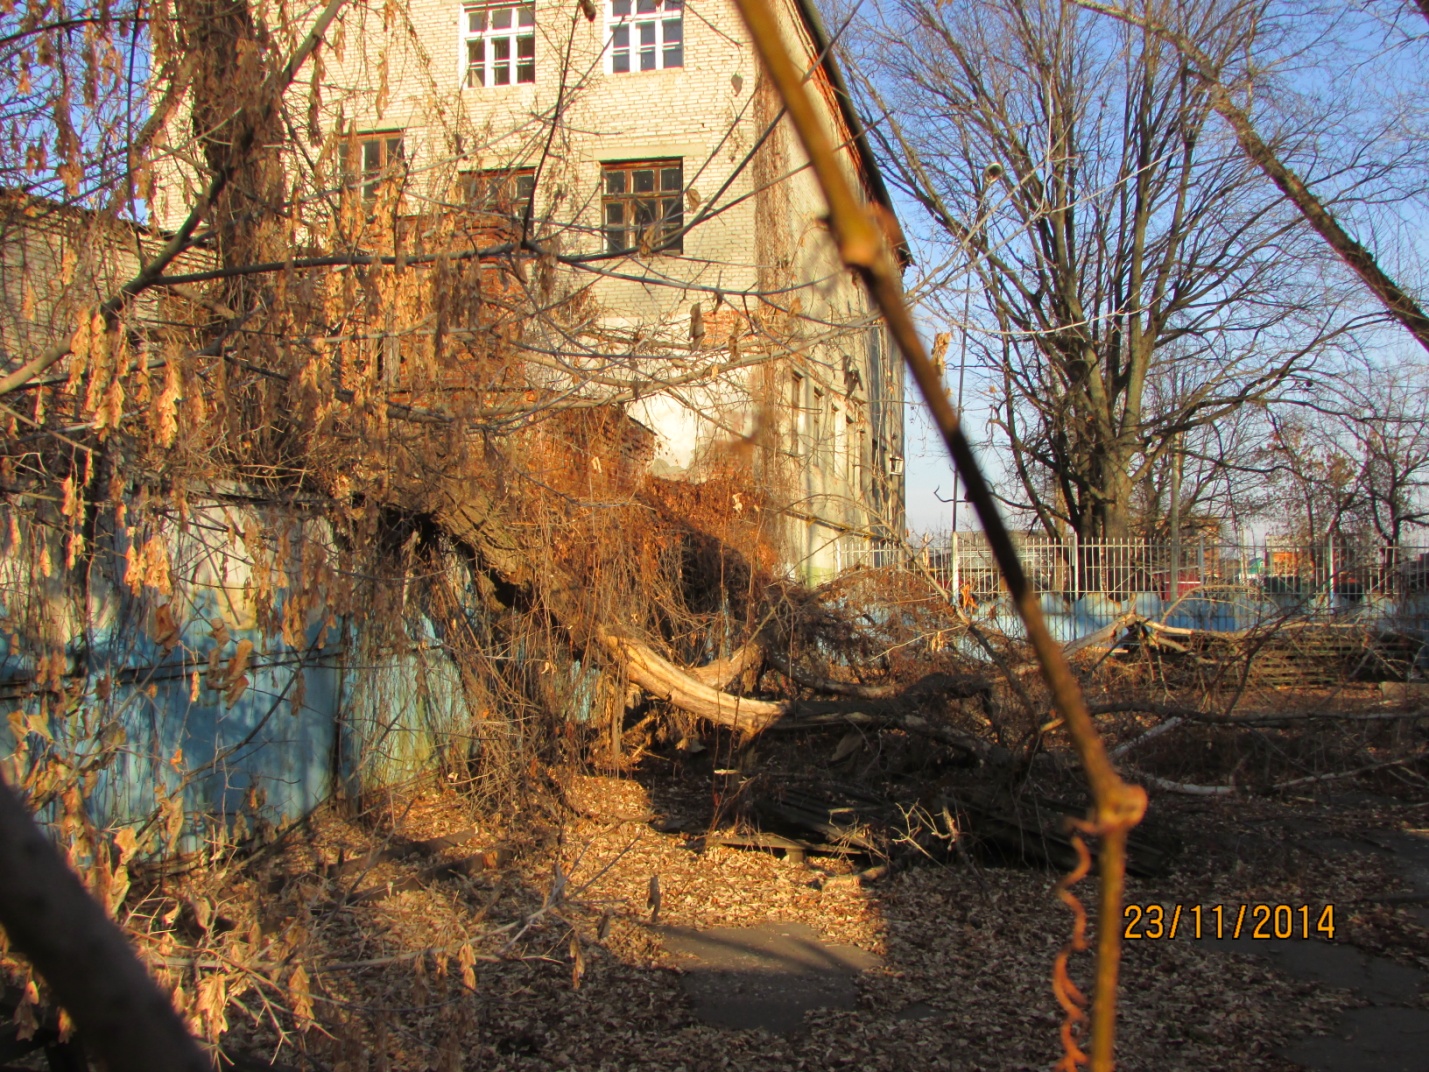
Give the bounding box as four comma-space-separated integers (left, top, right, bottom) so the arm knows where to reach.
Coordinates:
179, 746, 1429, 1072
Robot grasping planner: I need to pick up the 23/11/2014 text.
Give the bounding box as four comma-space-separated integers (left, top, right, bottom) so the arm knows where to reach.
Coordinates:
1123, 904, 1336, 940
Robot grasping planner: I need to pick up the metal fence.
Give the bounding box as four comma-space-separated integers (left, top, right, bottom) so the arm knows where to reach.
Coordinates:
842, 533, 1429, 639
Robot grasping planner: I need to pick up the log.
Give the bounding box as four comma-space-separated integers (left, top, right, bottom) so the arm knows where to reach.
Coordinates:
688, 639, 765, 689
1063, 612, 1142, 657
596, 630, 786, 732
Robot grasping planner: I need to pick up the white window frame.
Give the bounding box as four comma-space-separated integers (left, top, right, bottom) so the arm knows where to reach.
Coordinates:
463, 2, 535, 89
605, 0, 683, 74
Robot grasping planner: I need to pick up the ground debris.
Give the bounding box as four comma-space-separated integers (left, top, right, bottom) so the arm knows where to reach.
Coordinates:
159, 770, 1389, 1072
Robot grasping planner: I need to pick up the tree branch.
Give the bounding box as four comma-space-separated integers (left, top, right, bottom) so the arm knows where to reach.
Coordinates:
731, 4, 1145, 1069
0, 774, 209, 1072
0, 0, 350, 397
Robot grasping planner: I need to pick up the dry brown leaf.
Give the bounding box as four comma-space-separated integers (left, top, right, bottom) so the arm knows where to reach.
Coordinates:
457, 942, 476, 991
288, 965, 314, 1031
569, 933, 584, 990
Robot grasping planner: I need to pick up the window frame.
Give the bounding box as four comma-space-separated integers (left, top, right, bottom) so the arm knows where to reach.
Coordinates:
811, 387, 825, 470
601, 158, 684, 256
459, 166, 537, 219
789, 371, 804, 455
606, 0, 683, 74
463, 1, 536, 89
339, 130, 405, 204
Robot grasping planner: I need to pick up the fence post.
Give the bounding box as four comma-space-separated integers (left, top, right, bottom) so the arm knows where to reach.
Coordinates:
1169, 434, 1182, 601
1070, 531, 1080, 600
1326, 531, 1335, 613
951, 529, 960, 604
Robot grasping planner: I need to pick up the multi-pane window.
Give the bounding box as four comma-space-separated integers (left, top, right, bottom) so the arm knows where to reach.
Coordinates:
465, 3, 535, 88
459, 167, 536, 217
608, 0, 682, 73
340, 132, 405, 202
602, 160, 683, 254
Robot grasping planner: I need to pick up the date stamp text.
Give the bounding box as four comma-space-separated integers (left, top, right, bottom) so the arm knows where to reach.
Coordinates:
1123, 903, 1336, 940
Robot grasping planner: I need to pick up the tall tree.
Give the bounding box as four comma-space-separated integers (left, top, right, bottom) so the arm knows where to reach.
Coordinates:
1067, 0, 1429, 356
853, 0, 1357, 540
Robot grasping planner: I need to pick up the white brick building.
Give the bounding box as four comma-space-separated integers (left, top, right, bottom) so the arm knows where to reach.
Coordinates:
156, 0, 907, 581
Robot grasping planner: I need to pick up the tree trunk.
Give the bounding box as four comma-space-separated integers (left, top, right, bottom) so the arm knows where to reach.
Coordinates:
177, 0, 290, 274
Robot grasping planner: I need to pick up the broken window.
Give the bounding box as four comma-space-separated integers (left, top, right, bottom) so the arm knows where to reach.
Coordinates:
608, 0, 682, 73
340, 131, 405, 203
459, 167, 537, 218
465, 2, 536, 88
602, 160, 683, 254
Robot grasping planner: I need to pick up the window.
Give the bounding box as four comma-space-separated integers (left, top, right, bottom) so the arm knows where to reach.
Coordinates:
602, 159, 683, 254
608, 0, 682, 73
340, 131, 404, 202
459, 167, 536, 217
465, 2, 535, 88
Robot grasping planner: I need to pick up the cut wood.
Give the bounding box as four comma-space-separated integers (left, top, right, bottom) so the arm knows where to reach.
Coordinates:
1134, 772, 1235, 797
1063, 613, 1142, 657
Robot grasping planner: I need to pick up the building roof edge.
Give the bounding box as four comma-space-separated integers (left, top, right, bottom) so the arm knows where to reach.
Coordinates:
788, 0, 909, 266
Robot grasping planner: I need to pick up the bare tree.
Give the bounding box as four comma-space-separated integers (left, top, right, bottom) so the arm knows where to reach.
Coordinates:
1064, 0, 1429, 355
1278, 362, 1429, 545
1260, 408, 1360, 543
1341, 366, 1429, 543
851, 0, 1361, 540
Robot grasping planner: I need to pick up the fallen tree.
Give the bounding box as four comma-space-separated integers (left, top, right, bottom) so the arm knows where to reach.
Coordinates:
431, 474, 994, 750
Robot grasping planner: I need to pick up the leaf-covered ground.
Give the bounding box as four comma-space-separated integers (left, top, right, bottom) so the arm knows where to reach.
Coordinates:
176, 765, 1429, 1072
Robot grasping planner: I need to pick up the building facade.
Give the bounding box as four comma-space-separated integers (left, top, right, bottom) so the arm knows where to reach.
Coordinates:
152, 0, 907, 582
